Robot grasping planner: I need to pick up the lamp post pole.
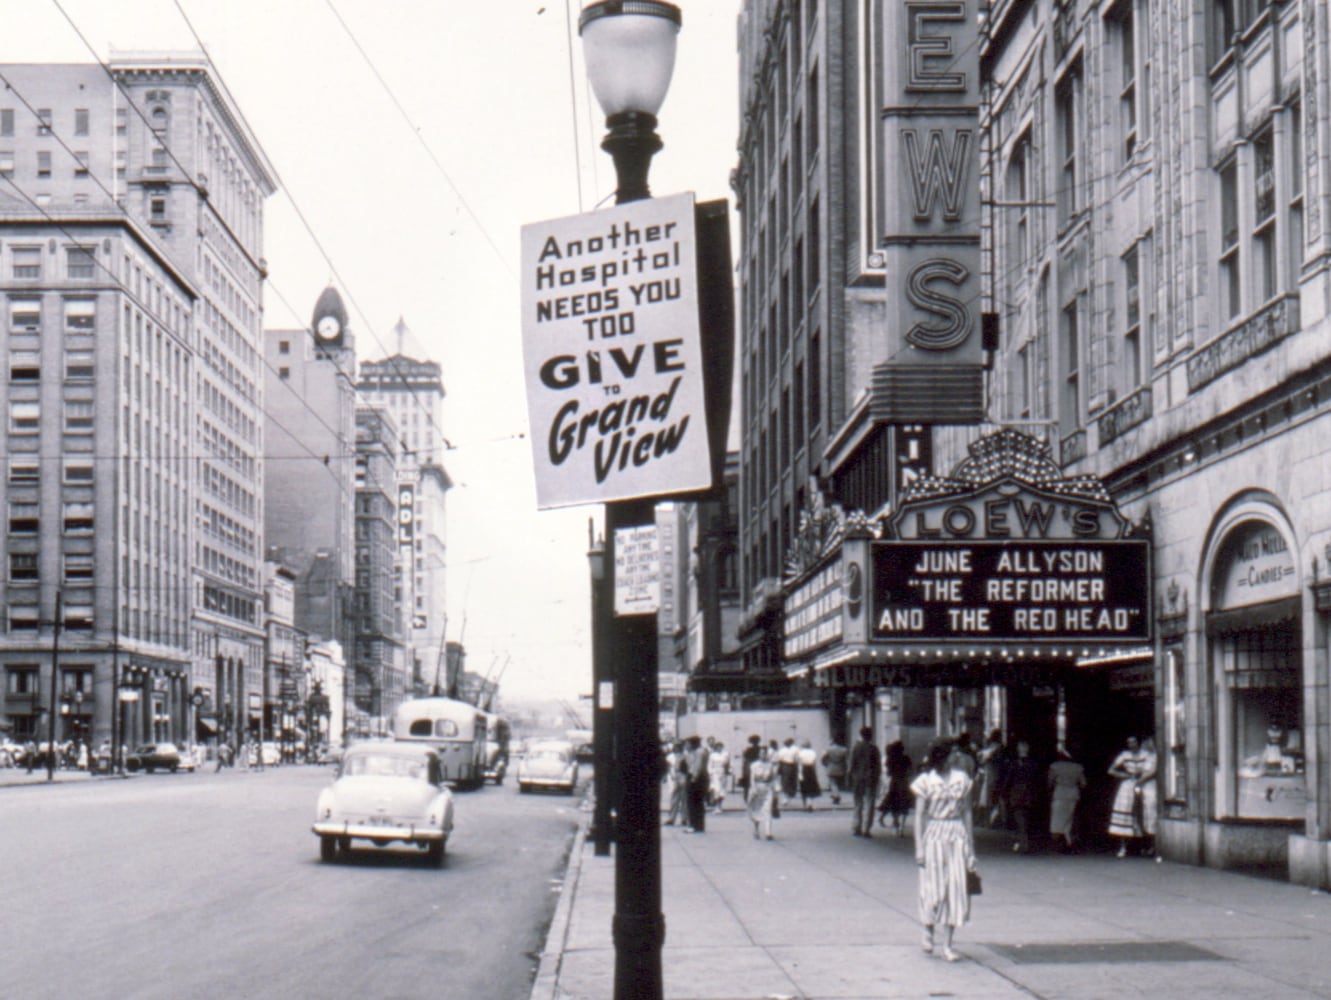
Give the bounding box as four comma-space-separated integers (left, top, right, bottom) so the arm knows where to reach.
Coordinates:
579, 6, 681, 998
587, 522, 614, 858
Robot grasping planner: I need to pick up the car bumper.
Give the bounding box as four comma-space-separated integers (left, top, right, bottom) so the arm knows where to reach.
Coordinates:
312, 820, 445, 844
519, 776, 575, 789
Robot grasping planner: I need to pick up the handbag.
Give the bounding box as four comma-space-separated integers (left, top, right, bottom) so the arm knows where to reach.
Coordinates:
966, 869, 983, 895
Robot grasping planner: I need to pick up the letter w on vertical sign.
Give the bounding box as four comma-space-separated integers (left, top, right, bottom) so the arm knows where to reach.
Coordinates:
903, 129, 972, 223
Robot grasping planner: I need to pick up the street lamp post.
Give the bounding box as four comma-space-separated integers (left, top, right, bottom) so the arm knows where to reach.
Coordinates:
587, 522, 613, 857
579, 5, 681, 999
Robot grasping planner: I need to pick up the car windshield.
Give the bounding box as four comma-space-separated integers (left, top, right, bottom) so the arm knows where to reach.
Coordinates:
530, 748, 568, 762
343, 754, 427, 780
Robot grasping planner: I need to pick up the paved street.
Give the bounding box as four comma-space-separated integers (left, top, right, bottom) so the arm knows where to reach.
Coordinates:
2, 765, 583, 1000
535, 803, 1331, 1000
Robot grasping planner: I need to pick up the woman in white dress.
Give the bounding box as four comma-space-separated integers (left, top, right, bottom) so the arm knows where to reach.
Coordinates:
911, 741, 977, 963
746, 745, 777, 840
1107, 736, 1152, 857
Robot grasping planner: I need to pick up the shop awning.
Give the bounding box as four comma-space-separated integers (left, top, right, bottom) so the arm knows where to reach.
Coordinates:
198, 717, 218, 734
1206, 596, 1300, 636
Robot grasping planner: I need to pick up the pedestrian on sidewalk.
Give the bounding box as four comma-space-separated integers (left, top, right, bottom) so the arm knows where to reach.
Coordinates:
1107, 735, 1152, 857
1006, 740, 1043, 853
878, 740, 913, 835
663, 741, 687, 827
707, 738, 729, 814
738, 734, 762, 800
797, 739, 821, 811
976, 729, 1008, 828
776, 738, 800, 806
746, 744, 777, 840
848, 726, 882, 837
1046, 744, 1086, 852
821, 736, 848, 805
911, 740, 977, 963
683, 735, 710, 833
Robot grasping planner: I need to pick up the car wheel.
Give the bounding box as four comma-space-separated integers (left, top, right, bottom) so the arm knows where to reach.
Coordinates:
320, 836, 338, 863
146, 766, 155, 774
519, 783, 529, 794
127, 760, 139, 772
170, 764, 178, 773
426, 840, 445, 867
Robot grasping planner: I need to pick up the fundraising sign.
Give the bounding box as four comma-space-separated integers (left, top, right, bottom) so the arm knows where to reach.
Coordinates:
521, 193, 710, 508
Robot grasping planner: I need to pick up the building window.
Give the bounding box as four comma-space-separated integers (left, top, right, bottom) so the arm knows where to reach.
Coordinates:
1056, 63, 1082, 227
1122, 245, 1143, 392
11, 250, 41, 281
10, 345, 39, 382
279, 340, 290, 355
115, 108, 127, 136
74, 108, 90, 136
9, 502, 39, 535
809, 329, 821, 429
63, 501, 94, 534
1218, 157, 1240, 319
10, 400, 40, 434
36, 150, 51, 178
1109, 0, 1146, 162
9, 551, 38, 581
7, 604, 39, 632
8, 461, 39, 485
6, 666, 39, 694
1059, 301, 1081, 435
74, 151, 89, 177
64, 299, 95, 332
36, 109, 51, 136
0, 109, 12, 136
1006, 132, 1031, 274
1252, 128, 1277, 305
64, 399, 95, 433
63, 461, 94, 484
278, 367, 290, 380
64, 552, 95, 583
0, 151, 13, 177
65, 346, 94, 381
66, 246, 96, 280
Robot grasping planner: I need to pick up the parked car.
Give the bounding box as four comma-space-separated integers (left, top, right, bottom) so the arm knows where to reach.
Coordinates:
516, 740, 580, 795
248, 742, 281, 767
175, 744, 198, 772
0, 739, 26, 768
312, 742, 454, 866
125, 743, 182, 773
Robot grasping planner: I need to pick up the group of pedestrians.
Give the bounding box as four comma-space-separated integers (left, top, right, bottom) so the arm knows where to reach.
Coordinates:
661, 734, 714, 833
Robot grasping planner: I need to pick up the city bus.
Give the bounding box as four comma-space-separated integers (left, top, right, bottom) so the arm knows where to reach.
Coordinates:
391, 697, 487, 790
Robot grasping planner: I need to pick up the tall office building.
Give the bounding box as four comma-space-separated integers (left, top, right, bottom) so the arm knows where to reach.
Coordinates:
0, 55, 275, 749
357, 327, 451, 698
352, 404, 405, 726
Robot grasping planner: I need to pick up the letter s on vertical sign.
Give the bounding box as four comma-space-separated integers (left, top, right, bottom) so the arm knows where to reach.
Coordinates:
905, 258, 970, 350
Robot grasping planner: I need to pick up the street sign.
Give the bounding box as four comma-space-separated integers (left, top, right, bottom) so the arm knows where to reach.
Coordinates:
613, 524, 661, 617
521, 192, 711, 508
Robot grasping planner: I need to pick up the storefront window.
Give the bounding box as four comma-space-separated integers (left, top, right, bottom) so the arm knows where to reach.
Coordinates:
1163, 647, 1185, 801
1208, 519, 1304, 821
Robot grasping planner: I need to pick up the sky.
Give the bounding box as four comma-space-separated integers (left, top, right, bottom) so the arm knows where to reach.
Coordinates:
0, 0, 743, 703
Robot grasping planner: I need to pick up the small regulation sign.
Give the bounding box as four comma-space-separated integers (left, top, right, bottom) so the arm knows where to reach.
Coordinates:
521, 192, 710, 508
614, 524, 661, 617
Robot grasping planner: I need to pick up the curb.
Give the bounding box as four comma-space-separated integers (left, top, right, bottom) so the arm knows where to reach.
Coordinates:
530, 811, 589, 1000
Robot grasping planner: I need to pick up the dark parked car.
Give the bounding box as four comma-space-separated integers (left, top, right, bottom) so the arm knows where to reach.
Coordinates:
125, 743, 183, 773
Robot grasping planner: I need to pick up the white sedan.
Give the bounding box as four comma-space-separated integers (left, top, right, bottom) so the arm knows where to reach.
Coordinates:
313, 742, 455, 866
516, 740, 580, 795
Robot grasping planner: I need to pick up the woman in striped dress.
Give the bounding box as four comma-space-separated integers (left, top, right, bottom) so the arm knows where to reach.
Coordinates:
911, 741, 977, 962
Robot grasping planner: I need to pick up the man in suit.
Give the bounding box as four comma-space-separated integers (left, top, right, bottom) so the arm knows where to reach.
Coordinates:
847, 726, 883, 837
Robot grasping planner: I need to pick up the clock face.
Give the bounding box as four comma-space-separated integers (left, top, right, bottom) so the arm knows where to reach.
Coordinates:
316, 315, 341, 340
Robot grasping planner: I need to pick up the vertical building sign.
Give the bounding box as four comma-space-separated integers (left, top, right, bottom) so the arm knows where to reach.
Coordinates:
398, 483, 415, 545
880, 1, 984, 422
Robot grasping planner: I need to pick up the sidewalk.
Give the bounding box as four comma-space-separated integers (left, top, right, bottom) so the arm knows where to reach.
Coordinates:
533, 804, 1331, 1000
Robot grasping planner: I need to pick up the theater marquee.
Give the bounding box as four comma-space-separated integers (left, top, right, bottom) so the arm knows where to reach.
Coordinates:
780, 430, 1152, 688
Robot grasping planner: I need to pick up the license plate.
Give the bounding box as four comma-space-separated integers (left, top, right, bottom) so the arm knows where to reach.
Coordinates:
367, 815, 392, 826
